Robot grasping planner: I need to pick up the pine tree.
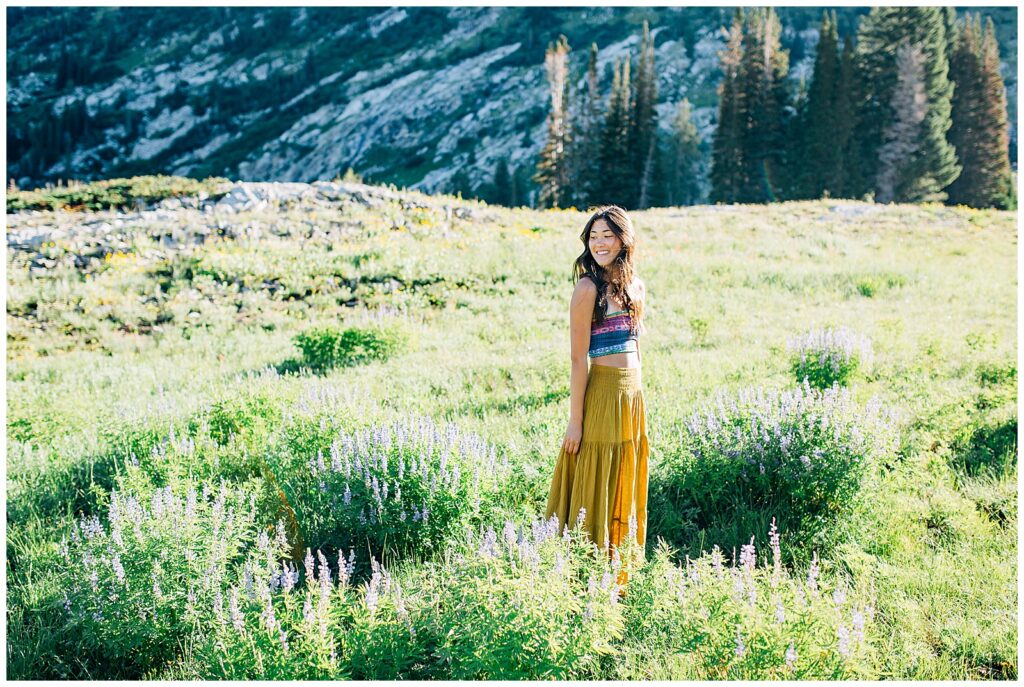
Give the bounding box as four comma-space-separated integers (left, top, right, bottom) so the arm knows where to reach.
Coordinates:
875, 41, 928, 203
668, 98, 703, 205
834, 34, 858, 197
492, 157, 512, 206
633, 21, 661, 209
798, 11, 842, 199
947, 15, 1015, 208
978, 17, 1015, 209
946, 14, 982, 206
567, 42, 605, 209
710, 8, 745, 203
534, 35, 573, 209
736, 8, 790, 203
854, 7, 960, 202
597, 56, 634, 208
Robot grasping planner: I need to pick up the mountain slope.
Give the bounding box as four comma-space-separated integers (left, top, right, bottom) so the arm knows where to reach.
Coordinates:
6, 6, 1018, 200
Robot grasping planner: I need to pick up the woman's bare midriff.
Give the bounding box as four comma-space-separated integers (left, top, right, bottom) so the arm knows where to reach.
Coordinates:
590, 352, 640, 369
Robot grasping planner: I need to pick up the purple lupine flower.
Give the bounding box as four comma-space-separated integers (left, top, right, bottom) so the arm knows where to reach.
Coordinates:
213, 589, 225, 624
785, 643, 797, 669
852, 609, 865, 643
739, 536, 756, 572
230, 587, 244, 632
807, 551, 820, 595
832, 584, 847, 608
478, 526, 499, 559
279, 628, 289, 653
502, 521, 517, 551
775, 596, 786, 624
734, 626, 746, 658
261, 594, 277, 631
837, 623, 851, 658
711, 545, 724, 578
111, 553, 126, 585
303, 595, 314, 626
733, 571, 745, 601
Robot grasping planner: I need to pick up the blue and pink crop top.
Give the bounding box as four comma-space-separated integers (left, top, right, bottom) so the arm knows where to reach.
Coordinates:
589, 309, 639, 358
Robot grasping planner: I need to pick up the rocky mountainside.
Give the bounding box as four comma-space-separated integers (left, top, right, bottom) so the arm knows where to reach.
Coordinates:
7, 6, 1018, 201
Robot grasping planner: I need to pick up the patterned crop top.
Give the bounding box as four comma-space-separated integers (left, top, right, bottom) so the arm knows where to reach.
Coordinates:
589, 309, 639, 358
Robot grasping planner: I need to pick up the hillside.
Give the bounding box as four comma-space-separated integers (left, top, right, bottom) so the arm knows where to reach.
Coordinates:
6, 177, 1017, 679
6, 6, 1018, 200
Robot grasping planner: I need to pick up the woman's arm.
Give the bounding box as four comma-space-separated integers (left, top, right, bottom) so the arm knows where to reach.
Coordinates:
563, 278, 597, 454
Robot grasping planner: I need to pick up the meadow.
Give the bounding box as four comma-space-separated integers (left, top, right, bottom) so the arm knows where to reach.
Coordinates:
5, 178, 1017, 679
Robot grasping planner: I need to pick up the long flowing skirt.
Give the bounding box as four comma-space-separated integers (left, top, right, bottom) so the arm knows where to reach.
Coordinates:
544, 363, 649, 587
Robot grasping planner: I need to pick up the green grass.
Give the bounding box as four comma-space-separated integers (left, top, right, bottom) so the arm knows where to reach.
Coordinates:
5, 181, 1017, 679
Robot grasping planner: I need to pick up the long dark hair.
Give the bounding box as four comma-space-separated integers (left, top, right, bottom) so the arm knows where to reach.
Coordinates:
571, 205, 645, 335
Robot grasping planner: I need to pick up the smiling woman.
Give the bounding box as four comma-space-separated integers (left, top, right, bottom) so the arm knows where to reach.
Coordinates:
544, 205, 649, 597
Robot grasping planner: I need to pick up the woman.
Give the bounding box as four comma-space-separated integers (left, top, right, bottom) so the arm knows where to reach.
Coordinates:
544, 205, 649, 595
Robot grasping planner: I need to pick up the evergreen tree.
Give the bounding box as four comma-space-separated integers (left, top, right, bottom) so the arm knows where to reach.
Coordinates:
853, 7, 960, 201
736, 8, 790, 203
947, 15, 1015, 208
566, 42, 605, 209
633, 21, 661, 209
978, 17, 1015, 209
875, 41, 928, 203
597, 56, 634, 208
490, 157, 512, 206
534, 35, 573, 209
797, 11, 841, 199
710, 8, 745, 203
834, 34, 858, 197
668, 98, 703, 205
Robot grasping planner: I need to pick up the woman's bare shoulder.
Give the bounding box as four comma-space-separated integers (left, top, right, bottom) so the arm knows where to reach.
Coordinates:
571, 276, 598, 305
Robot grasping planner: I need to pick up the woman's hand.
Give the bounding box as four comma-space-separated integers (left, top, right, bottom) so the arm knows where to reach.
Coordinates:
562, 420, 583, 455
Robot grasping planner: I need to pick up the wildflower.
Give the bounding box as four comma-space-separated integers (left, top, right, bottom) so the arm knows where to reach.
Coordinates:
303, 595, 315, 626
711, 545, 724, 578
279, 628, 289, 653
837, 623, 851, 658
775, 596, 785, 624
806, 551, 819, 595
230, 587, 244, 632
111, 553, 126, 585
785, 643, 797, 670
832, 584, 847, 608
478, 526, 499, 558
213, 589, 225, 624
62, 592, 72, 613
261, 594, 277, 631
734, 626, 746, 658
739, 536, 756, 572
852, 609, 865, 643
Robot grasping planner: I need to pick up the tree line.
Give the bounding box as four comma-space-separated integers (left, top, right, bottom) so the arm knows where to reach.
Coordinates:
531, 21, 704, 212
534, 7, 1014, 211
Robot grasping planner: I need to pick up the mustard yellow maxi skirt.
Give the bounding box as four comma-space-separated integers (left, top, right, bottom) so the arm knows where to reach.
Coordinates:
544, 363, 649, 588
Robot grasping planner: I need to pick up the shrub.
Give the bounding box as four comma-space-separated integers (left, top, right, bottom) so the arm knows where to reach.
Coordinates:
787, 326, 873, 389
652, 380, 898, 562
52, 474, 287, 678
266, 413, 514, 568
293, 324, 408, 371
615, 520, 878, 679
6, 174, 231, 212
948, 409, 1017, 478
177, 511, 629, 680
